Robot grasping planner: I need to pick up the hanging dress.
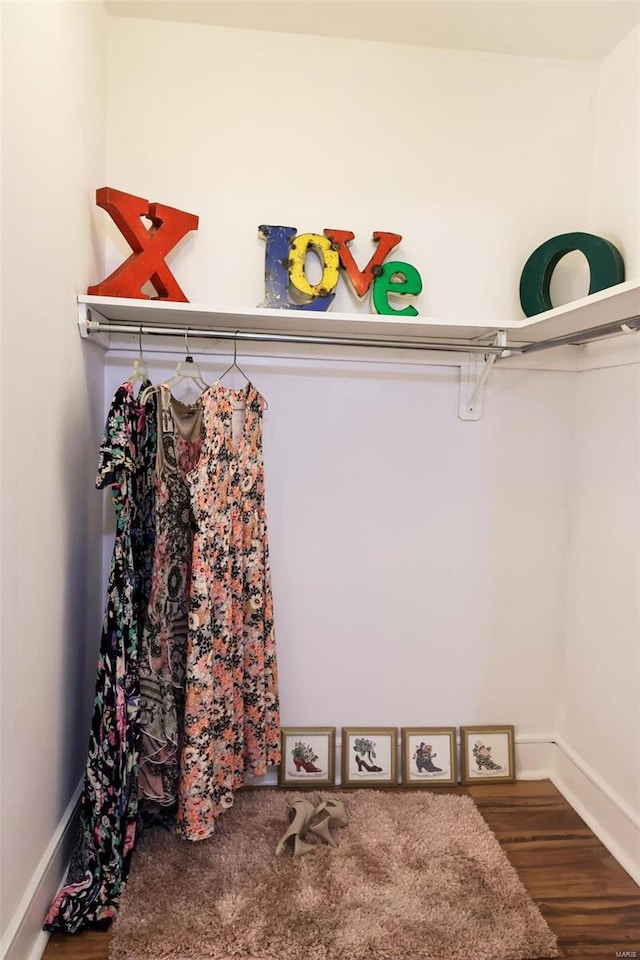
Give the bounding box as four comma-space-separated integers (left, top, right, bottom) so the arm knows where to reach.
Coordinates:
177, 381, 281, 841
138, 387, 202, 807
44, 381, 157, 933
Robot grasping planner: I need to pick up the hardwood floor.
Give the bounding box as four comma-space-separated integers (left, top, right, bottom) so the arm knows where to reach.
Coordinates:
468, 780, 640, 960
43, 780, 639, 960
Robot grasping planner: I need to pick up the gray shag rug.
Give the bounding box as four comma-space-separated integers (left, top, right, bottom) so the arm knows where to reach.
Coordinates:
110, 789, 558, 960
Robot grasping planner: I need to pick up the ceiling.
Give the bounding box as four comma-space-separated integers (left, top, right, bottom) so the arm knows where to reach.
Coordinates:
105, 0, 640, 62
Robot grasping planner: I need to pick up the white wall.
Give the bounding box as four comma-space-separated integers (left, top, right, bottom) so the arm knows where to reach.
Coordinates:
105, 17, 599, 322
553, 25, 640, 883
102, 16, 640, 880
102, 17, 599, 747
555, 335, 640, 879
589, 24, 640, 278
0, 2, 107, 956
104, 350, 575, 741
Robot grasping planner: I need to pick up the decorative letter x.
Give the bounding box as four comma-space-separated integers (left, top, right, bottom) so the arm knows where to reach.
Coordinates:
88, 187, 199, 301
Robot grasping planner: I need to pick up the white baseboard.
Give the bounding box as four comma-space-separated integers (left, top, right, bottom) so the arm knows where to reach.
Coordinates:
551, 737, 640, 885
513, 736, 556, 779
1, 780, 83, 960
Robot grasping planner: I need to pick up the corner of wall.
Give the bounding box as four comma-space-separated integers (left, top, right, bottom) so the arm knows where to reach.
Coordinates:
588, 23, 640, 277
551, 738, 640, 885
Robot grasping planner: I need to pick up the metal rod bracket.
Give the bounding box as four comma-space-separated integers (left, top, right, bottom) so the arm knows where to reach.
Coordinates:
78, 304, 110, 348
458, 331, 507, 420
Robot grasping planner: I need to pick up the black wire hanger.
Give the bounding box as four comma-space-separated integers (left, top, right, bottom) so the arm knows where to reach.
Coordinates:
218, 331, 268, 409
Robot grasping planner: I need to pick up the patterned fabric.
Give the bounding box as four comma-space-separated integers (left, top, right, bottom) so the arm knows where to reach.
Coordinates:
138, 387, 201, 807
177, 381, 280, 841
44, 381, 157, 933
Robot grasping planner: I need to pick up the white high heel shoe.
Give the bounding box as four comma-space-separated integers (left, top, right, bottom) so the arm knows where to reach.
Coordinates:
307, 809, 338, 847
306, 795, 348, 847
275, 799, 316, 858
320, 796, 348, 827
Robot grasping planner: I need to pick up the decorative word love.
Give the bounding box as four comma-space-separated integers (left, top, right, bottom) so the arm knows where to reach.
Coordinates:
258, 225, 422, 316
87, 188, 625, 319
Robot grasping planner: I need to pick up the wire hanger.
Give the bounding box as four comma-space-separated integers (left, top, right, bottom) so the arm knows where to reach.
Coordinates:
218, 330, 250, 385
218, 331, 268, 409
130, 326, 149, 389
166, 328, 209, 393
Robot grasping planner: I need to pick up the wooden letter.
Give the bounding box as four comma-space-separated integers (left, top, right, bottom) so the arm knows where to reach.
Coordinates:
520, 232, 625, 317
288, 233, 339, 303
323, 229, 402, 298
258, 225, 335, 310
88, 187, 199, 301
372, 261, 422, 316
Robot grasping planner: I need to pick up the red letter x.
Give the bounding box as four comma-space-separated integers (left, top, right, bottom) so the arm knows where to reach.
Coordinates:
323, 229, 402, 298
88, 187, 199, 301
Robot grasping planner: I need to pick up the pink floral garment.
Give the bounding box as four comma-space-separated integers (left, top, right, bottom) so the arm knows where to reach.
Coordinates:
177, 381, 280, 840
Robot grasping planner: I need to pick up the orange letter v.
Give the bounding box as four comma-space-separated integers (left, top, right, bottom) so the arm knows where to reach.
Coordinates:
323, 229, 402, 299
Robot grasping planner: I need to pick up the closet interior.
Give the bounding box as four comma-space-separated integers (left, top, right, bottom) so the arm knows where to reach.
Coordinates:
2, 4, 638, 958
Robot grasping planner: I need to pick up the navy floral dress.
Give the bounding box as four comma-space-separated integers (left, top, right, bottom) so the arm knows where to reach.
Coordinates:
44, 381, 157, 933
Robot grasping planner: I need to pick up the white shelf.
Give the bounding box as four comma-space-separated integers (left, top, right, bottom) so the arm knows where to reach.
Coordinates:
78, 278, 640, 352
508, 279, 640, 344
78, 295, 504, 343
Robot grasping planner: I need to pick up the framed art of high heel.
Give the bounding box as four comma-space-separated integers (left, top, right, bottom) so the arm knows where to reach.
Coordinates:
278, 727, 336, 787
341, 727, 398, 787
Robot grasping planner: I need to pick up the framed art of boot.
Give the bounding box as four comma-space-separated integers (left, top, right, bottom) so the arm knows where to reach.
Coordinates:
279, 727, 336, 786
401, 727, 457, 785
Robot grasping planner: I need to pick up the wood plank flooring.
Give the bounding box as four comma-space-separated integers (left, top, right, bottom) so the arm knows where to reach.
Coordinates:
43, 780, 640, 960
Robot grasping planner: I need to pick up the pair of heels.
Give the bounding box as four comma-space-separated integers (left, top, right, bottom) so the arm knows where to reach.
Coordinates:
275, 796, 348, 858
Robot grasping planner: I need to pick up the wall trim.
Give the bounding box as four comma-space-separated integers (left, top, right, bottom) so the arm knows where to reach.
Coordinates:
554, 735, 639, 829
1, 780, 83, 960
551, 737, 640, 885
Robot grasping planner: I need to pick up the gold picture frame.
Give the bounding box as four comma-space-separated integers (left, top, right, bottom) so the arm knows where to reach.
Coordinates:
460, 725, 516, 784
341, 727, 398, 787
278, 727, 336, 787
401, 727, 457, 786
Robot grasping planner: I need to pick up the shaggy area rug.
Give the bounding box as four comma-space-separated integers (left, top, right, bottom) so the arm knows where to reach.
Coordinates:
110, 789, 558, 960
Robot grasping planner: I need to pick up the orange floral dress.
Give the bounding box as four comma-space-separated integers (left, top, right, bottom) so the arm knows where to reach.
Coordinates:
177, 381, 280, 840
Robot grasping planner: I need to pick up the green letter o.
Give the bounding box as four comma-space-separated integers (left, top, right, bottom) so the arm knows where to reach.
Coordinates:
520, 232, 625, 317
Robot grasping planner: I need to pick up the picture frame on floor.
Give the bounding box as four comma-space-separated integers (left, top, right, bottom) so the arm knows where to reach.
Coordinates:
341, 727, 398, 787
460, 725, 516, 784
401, 727, 457, 785
278, 727, 336, 787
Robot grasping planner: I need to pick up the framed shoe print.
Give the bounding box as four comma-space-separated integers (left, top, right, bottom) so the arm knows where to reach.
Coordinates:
341, 727, 398, 787
460, 725, 516, 784
278, 727, 336, 787
401, 727, 457, 786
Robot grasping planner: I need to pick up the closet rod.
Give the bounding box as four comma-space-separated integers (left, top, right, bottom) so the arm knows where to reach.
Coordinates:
83, 318, 516, 356
519, 313, 640, 354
